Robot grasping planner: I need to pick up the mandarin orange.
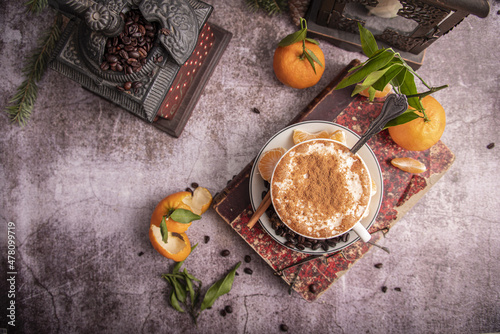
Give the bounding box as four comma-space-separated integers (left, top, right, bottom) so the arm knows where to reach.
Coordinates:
388, 96, 446, 151
273, 41, 325, 89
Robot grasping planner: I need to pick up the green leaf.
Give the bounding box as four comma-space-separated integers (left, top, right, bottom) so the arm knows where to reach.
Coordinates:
368, 86, 377, 101
184, 269, 196, 303
169, 290, 185, 313
384, 110, 421, 128
372, 63, 403, 91
170, 209, 201, 224
336, 49, 395, 90
278, 29, 307, 47
160, 216, 168, 243
398, 71, 423, 111
305, 47, 324, 68
170, 276, 187, 303
304, 51, 317, 74
200, 262, 241, 311
305, 37, 319, 45
358, 22, 379, 57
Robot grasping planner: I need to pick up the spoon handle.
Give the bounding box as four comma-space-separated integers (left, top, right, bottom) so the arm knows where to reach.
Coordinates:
350, 94, 409, 154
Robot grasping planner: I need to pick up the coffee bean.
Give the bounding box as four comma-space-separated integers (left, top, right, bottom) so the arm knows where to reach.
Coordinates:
280, 324, 289, 332
311, 242, 321, 250
221, 249, 230, 257
220, 309, 226, 317
394, 287, 401, 292
244, 268, 253, 275
252, 107, 261, 114
309, 284, 318, 293
124, 81, 132, 91
100, 62, 110, 71
224, 305, 233, 314
374, 263, 383, 269
325, 238, 337, 247
204, 235, 210, 243
381, 286, 388, 293
132, 81, 143, 90
487, 142, 495, 149
106, 55, 119, 63
296, 243, 305, 251
320, 242, 329, 252
284, 241, 295, 249
341, 233, 350, 243
119, 50, 129, 60
244, 255, 251, 263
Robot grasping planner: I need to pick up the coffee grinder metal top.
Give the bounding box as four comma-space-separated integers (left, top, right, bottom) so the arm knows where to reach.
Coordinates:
48, 0, 228, 136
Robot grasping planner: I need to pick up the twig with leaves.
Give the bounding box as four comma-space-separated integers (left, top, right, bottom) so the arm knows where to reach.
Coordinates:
162, 244, 241, 325
4, 1, 62, 126
278, 17, 324, 74
335, 23, 448, 128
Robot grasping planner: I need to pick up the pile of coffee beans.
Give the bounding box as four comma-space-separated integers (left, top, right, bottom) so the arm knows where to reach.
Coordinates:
101, 9, 158, 75
267, 207, 350, 252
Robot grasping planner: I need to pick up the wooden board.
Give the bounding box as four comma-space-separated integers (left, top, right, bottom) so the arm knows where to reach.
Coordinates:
212, 60, 455, 301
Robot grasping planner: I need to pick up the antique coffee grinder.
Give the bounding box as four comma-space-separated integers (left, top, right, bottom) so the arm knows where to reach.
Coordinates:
48, 0, 231, 137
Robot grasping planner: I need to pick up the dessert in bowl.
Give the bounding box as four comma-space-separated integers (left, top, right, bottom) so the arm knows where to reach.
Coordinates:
270, 138, 373, 241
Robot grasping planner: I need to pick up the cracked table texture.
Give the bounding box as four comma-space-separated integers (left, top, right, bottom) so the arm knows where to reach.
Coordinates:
1, 1, 499, 333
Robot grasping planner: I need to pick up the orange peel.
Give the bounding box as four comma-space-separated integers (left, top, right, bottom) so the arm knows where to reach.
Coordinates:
149, 227, 191, 262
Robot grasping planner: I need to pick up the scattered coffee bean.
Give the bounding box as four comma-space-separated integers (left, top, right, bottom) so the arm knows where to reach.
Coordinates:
191, 182, 199, 189
224, 305, 233, 314
252, 107, 261, 114
244, 268, 253, 275
280, 324, 289, 332
374, 263, 383, 269
244, 255, 252, 263
124, 81, 132, 91
221, 249, 230, 257
394, 287, 401, 292
220, 309, 226, 317
381, 286, 388, 293
487, 142, 495, 149
204, 235, 210, 243
138, 251, 144, 256
309, 284, 318, 293
185, 187, 193, 194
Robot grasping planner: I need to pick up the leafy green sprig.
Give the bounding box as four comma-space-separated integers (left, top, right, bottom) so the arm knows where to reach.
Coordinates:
336, 23, 448, 128
278, 17, 324, 74
162, 246, 241, 325
5, 10, 63, 126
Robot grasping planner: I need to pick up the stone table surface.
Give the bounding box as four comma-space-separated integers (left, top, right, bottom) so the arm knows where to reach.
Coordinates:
1, 1, 499, 333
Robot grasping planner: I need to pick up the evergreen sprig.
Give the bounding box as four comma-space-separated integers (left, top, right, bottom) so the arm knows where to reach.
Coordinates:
25, 0, 49, 14
246, 0, 288, 15
5, 12, 62, 126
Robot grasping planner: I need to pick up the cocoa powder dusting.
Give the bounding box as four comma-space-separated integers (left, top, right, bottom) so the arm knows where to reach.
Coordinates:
271, 140, 370, 238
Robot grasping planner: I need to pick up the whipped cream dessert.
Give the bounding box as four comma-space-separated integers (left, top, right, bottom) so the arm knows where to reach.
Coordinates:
271, 139, 372, 239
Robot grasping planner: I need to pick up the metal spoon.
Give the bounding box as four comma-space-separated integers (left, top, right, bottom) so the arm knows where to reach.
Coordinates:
350, 94, 409, 154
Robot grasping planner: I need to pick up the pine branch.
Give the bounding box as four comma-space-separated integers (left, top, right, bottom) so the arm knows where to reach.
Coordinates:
5, 12, 62, 126
25, 0, 49, 14
246, 0, 288, 15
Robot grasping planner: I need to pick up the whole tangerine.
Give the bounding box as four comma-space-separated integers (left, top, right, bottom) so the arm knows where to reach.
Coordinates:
273, 41, 325, 89
388, 95, 446, 151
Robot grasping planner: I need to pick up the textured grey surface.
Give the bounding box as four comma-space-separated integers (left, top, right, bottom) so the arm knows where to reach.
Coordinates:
1, 1, 499, 333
